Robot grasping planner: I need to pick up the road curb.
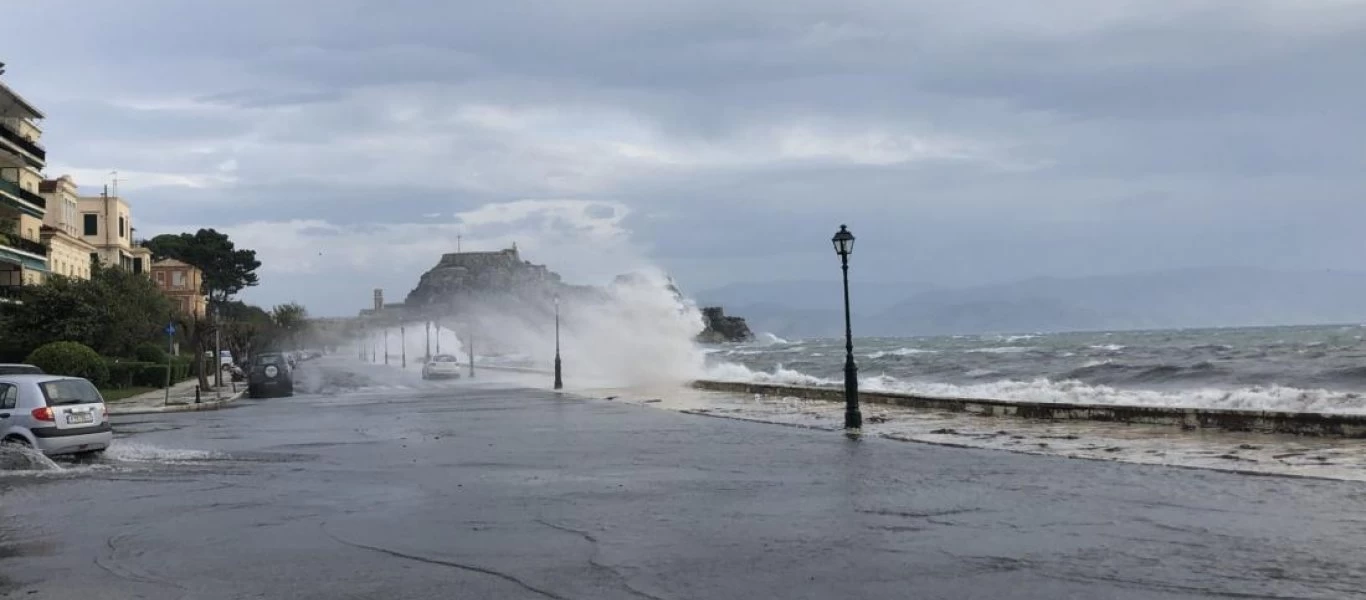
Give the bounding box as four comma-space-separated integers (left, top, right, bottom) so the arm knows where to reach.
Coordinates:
108, 389, 248, 416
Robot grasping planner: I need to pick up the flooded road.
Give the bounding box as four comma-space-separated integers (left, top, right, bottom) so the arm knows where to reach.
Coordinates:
2, 358, 1364, 599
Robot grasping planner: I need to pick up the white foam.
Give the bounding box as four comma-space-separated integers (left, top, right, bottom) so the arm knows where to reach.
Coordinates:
1090, 344, 1126, 352
867, 347, 937, 359
104, 443, 219, 463
707, 364, 1366, 414
754, 332, 790, 345
966, 346, 1035, 354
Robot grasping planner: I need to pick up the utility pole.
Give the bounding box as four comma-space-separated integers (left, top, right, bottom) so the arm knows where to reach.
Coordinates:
213, 305, 222, 398
467, 327, 475, 378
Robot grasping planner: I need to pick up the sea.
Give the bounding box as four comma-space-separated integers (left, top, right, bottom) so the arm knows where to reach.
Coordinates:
702, 324, 1366, 414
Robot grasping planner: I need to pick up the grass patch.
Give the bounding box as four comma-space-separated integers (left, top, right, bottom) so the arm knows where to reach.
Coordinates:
100, 386, 159, 402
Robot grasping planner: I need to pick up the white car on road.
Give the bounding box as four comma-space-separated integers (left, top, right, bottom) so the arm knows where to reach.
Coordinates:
0, 375, 112, 457
422, 355, 462, 380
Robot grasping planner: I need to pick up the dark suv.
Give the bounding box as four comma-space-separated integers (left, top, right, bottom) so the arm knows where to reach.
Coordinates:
248, 353, 294, 398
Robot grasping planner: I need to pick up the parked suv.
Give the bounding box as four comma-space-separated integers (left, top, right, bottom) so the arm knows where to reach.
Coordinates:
248, 352, 294, 398
0, 375, 112, 457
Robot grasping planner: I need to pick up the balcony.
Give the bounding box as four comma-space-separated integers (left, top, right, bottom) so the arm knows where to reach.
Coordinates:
0, 122, 45, 165
0, 178, 45, 212
0, 232, 46, 257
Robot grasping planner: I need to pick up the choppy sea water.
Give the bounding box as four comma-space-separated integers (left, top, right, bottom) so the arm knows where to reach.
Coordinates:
703, 325, 1366, 414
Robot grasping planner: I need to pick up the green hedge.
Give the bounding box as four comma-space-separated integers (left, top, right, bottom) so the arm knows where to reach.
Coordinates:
136, 364, 171, 388
105, 360, 154, 389
170, 357, 192, 382
101, 358, 189, 390
26, 342, 109, 387
134, 343, 168, 364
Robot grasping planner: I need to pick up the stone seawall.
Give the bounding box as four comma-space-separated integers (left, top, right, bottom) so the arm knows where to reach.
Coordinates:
691, 380, 1366, 438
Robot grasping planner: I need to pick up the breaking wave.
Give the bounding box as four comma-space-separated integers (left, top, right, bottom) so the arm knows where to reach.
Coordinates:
704, 363, 1366, 414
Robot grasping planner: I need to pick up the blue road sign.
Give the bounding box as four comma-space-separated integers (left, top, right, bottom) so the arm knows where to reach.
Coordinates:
165, 323, 176, 336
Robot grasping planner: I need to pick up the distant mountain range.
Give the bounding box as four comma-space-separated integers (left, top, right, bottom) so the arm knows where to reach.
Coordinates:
695, 267, 1366, 338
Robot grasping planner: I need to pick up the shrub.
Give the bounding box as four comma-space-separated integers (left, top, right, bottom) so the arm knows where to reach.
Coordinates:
26, 342, 109, 387
104, 360, 153, 389
134, 343, 168, 364
135, 364, 171, 388
170, 356, 193, 382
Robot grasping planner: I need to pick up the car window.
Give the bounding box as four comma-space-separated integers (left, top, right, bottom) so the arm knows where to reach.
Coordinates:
39, 379, 104, 406
0, 384, 17, 410
255, 355, 281, 366
435, 355, 457, 362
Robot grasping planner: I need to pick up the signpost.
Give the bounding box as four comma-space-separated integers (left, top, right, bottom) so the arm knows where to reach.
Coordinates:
164, 322, 176, 406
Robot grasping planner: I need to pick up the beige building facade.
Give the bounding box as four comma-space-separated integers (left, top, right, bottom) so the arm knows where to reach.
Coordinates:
38, 175, 95, 280
0, 75, 48, 297
78, 192, 152, 274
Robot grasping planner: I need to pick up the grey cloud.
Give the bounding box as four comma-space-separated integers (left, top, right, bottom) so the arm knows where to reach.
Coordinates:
3, 0, 1364, 315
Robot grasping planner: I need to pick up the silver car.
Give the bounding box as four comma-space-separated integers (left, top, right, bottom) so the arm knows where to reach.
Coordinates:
0, 375, 112, 457
421, 354, 462, 380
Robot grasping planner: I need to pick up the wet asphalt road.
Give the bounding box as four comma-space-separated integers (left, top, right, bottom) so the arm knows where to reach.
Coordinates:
2, 361, 1365, 599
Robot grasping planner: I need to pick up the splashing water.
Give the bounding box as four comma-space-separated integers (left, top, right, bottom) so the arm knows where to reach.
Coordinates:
358, 267, 709, 387
0, 445, 63, 472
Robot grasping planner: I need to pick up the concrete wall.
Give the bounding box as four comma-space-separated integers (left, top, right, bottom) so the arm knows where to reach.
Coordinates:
691, 380, 1366, 438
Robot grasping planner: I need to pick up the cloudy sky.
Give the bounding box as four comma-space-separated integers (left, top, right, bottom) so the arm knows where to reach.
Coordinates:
4, 0, 1364, 316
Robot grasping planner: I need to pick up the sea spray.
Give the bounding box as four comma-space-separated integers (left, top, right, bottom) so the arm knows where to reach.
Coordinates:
369, 267, 710, 387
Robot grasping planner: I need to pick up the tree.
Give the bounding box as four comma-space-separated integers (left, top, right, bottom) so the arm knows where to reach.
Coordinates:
143, 229, 261, 307
0, 265, 174, 360
218, 300, 277, 360
144, 229, 262, 390
271, 303, 309, 350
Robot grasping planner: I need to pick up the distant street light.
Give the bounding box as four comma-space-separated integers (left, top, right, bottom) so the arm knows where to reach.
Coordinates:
554, 295, 564, 390
832, 224, 860, 433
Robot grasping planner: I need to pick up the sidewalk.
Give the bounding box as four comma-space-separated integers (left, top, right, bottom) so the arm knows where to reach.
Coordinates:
106, 377, 247, 415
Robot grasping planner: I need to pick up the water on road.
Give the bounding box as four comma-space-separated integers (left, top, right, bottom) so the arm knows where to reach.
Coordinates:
1, 358, 1363, 599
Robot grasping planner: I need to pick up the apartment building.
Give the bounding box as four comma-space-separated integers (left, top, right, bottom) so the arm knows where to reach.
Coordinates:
150, 258, 207, 318
38, 175, 96, 280
0, 75, 48, 299
78, 191, 153, 274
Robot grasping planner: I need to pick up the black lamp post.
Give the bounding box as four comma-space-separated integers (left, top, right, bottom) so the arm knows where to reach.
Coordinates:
832, 224, 861, 432
553, 295, 564, 390
400, 325, 407, 368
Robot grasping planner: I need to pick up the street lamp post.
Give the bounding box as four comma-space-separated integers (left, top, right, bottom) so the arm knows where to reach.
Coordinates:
384, 328, 390, 365
401, 325, 407, 368
832, 224, 861, 433
467, 327, 475, 378
425, 321, 431, 363
553, 295, 563, 390
435, 318, 441, 353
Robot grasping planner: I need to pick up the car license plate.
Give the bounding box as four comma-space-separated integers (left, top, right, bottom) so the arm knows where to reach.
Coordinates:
66, 412, 93, 425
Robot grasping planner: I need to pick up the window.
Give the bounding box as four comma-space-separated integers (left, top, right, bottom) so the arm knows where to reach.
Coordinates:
133, 257, 143, 274
89, 252, 99, 265
83, 214, 98, 236
172, 270, 186, 288
118, 216, 125, 238
39, 379, 103, 405
0, 384, 18, 410
155, 271, 165, 285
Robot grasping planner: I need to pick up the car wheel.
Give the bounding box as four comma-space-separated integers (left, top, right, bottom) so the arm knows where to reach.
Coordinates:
1, 436, 30, 449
